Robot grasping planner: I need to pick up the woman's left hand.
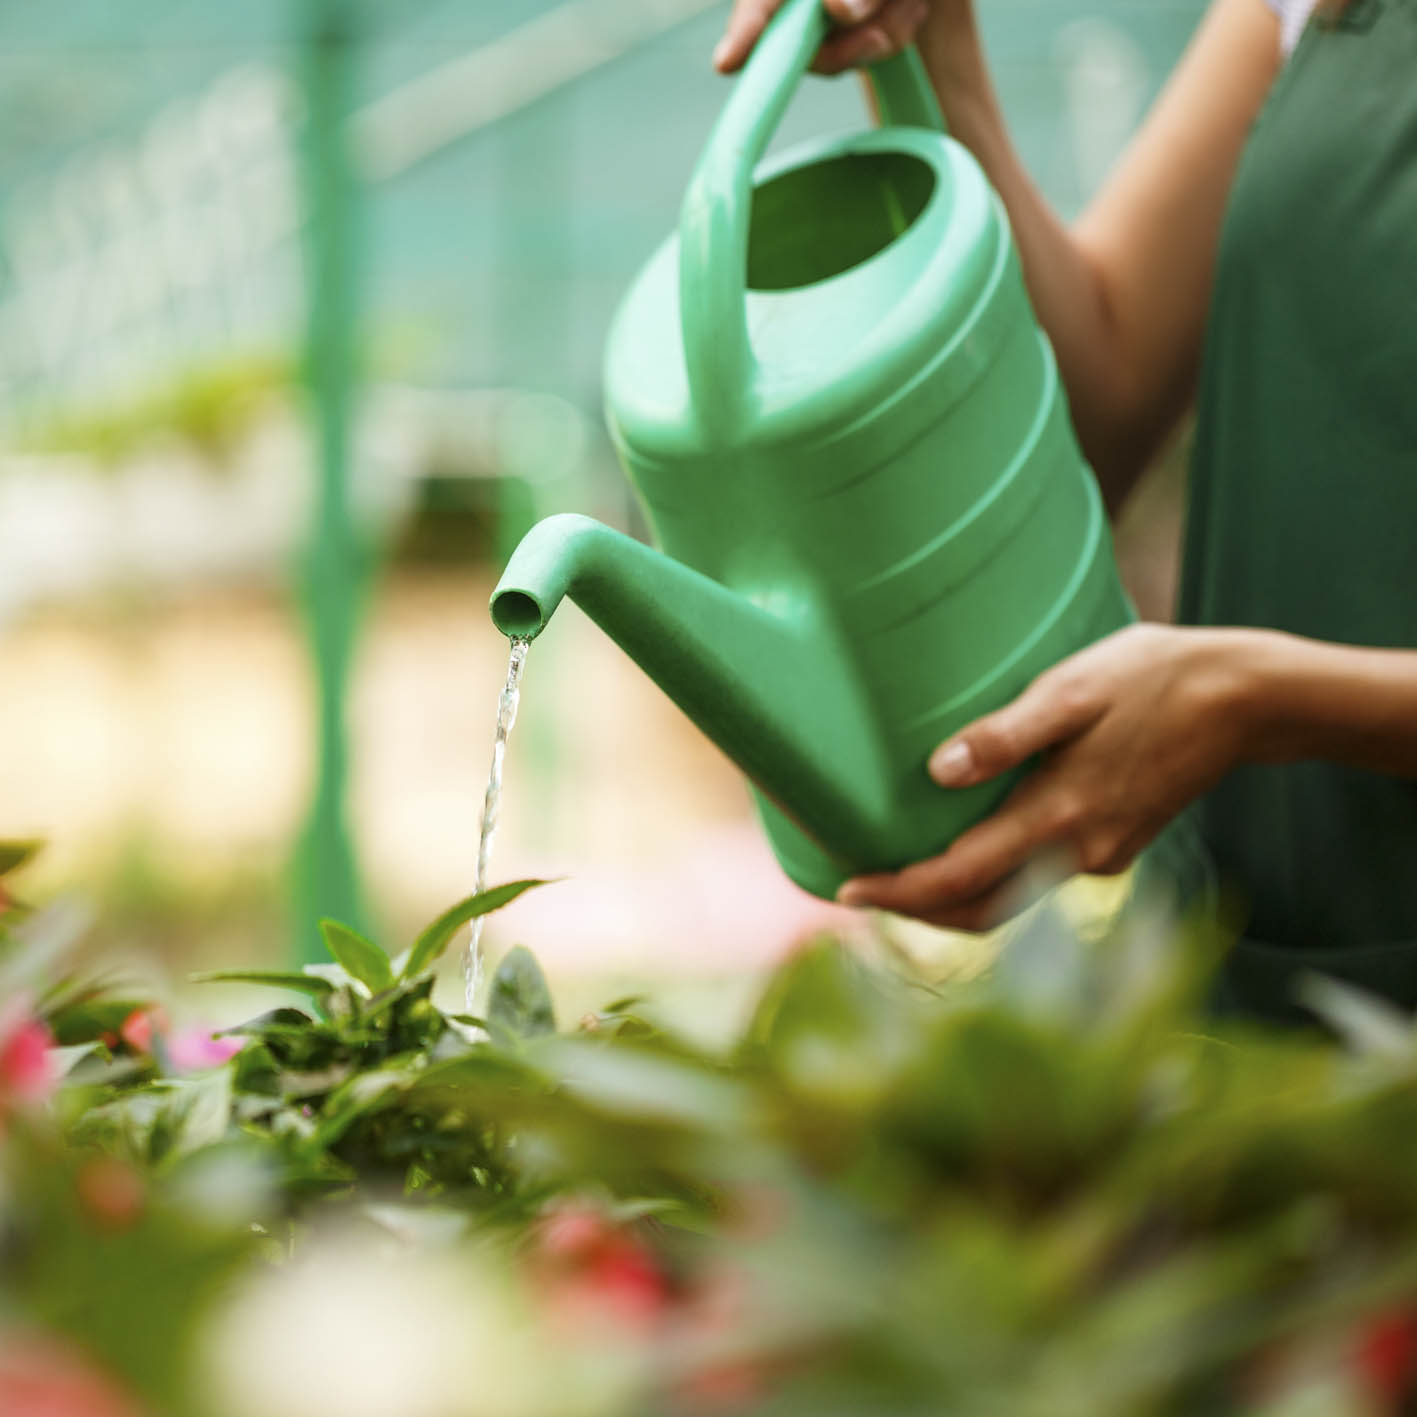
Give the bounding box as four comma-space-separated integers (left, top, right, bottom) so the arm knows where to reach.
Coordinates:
837, 624, 1263, 929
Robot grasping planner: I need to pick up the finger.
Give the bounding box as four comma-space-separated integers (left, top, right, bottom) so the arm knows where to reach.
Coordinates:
921, 850, 1075, 930
716, 0, 885, 72
813, 0, 928, 73
840, 867, 1010, 929
713, 0, 782, 73
920, 881, 1019, 933
929, 675, 1102, 788
843, 858, 1032, 932
839, 775, 1065, 913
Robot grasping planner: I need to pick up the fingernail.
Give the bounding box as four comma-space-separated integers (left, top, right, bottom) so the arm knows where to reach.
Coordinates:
836, 882, 866, 906
839, 0, 876, 20
930, 740, 975, 785
712, 39, 730, 68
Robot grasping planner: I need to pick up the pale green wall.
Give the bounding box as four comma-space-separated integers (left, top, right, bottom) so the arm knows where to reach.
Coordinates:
0, 0, 1205, 428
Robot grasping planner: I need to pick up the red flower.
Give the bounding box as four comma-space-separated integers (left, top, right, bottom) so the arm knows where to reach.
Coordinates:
670, 1267, 767, 1411
76, 1158, 146, 1233
582, 1240, 668, 1327
117, 1008, 167, 1057
677, 1360, 763, 1412
1357, 1309, 1417, 1404
532, 1201, 672, 1333
537, 1203, 610, 1265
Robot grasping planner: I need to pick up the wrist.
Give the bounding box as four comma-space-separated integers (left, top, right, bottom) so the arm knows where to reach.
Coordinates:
1190, 629, 1417, 778
1211, 628, 1329, 765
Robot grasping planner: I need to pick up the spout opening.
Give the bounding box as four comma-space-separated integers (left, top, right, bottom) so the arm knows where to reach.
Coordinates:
490, 589, 546, 640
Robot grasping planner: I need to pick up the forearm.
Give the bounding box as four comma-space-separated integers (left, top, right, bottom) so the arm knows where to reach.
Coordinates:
910, 0, 1279, 512
912, 4, 1147, 507
1233, 631, 1417, 778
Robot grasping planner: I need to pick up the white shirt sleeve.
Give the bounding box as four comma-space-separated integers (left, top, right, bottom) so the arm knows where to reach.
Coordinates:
1265, 0, 1320, 56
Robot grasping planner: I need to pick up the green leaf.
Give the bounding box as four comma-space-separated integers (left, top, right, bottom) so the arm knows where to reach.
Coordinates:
84, 1091, 169, 1164
601, 995, 647, 1015
277, 1063, 356, 1101
191, 970, 337, 1001
0, 899, 94, 997
0, 839, 42, 876
169, 1069, 234, 1157
51, 1042, 102, 1077
488, 945, 556, 1038
318, 920, 394, 994
534, 1037, 746, 1131
401, 880, 551, 980
214, 1007, 318, 1042
748, 942, 913, 1108
47, 997, 153, 1047
312, 1064, 423, 1147
411, 1048, 547, 1102
233, 1042, 280, 1096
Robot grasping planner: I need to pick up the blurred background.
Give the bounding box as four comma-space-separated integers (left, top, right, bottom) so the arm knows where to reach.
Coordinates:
0, 0, 1203, 1020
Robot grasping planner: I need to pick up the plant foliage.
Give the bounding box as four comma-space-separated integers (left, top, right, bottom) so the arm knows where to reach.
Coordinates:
5, 844, 1417, 1416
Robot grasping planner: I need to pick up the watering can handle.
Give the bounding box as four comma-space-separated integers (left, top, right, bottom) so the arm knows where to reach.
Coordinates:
678, 0, 944, 436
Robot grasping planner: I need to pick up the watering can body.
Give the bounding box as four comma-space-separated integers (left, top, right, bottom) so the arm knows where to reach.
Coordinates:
493, 0, 1132, 900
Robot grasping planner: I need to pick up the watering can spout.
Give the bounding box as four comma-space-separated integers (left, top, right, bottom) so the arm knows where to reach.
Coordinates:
491, 514, 886, 885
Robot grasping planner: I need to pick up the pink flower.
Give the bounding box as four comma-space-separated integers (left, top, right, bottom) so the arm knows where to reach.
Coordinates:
0, 1016, 54, 1107
167, 1028, 242, 1072
0, 1333, 143, 1417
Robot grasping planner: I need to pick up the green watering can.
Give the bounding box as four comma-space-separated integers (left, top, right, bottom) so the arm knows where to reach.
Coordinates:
491, 0, 1132, 900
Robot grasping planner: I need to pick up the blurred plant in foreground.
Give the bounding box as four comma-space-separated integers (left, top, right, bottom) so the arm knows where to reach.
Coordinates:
3, 843, 1417, 1416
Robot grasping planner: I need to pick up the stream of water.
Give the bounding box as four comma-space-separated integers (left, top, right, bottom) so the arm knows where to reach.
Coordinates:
464, 637, 530, 1015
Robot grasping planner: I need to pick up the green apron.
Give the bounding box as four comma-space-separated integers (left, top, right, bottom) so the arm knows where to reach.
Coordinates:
1176, 0, 1417, 1023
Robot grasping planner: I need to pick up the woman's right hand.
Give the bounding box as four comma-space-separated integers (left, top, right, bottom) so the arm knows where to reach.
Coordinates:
713, 0, 932, 78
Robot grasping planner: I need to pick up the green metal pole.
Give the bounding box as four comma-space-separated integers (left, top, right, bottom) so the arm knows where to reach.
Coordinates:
293, 0, 369, 961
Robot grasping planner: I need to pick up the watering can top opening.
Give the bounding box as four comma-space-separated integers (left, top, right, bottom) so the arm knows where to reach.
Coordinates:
603, 0, 1016, 459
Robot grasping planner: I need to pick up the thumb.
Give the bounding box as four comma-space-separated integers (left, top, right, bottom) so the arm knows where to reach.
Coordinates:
714, 0, 781, 73
716, 0, 887, 74
929, 681, 1100, 787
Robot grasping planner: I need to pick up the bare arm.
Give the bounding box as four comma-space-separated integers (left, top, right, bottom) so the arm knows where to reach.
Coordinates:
1242, 637, 1417, 778
921, 0, 1281, 507
838, 629, 1417, 929
717, 0, 1283, 510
